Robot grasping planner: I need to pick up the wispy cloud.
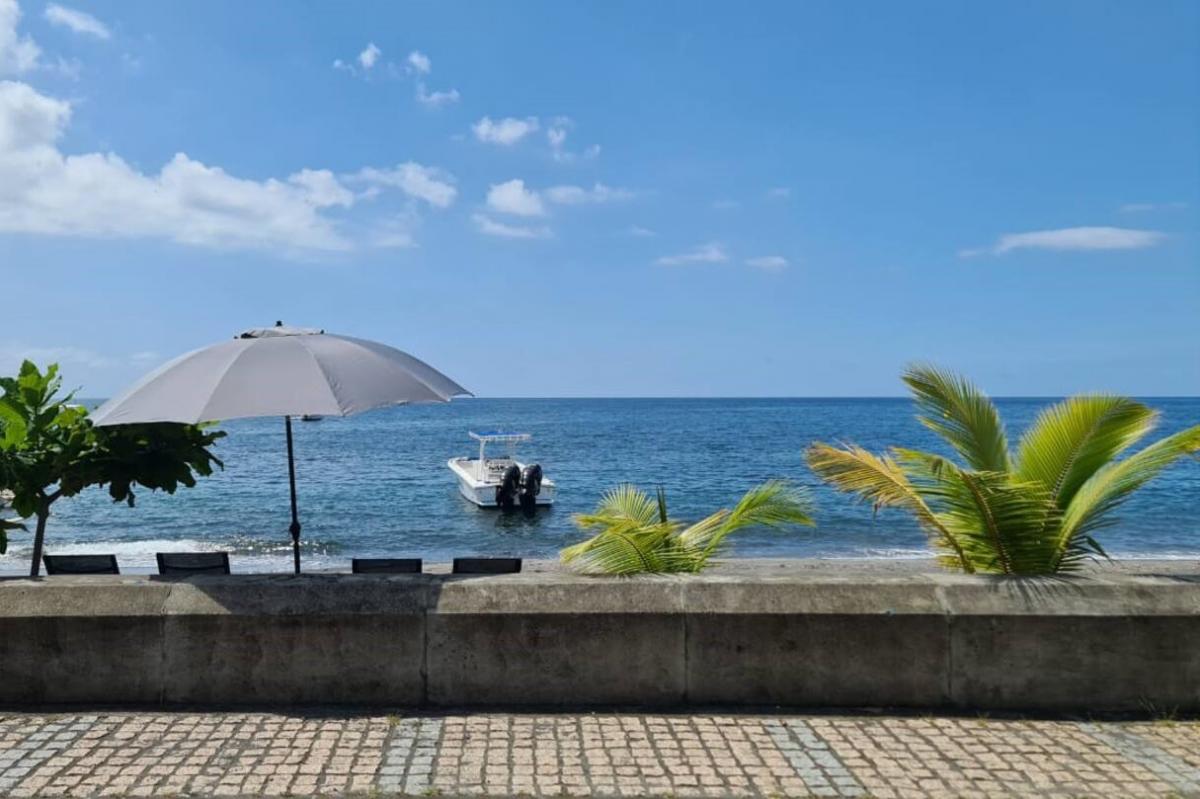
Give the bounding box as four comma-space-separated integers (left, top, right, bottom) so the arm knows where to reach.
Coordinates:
472, 116, 539, 146
746, 255, 788, 271
627, 225, 656, 237
1119, 201, 1187, 214
486, 179, 545, 217
960, 226, 1167, 257
0, 0, 40, 73
0, 75, 455, 254
656, 242, 728, 266
44, 3, 109, 39
472, 213, 550, 239
544, 183, 633, 205
543, 117, 599, 162
406, 50, 431, 75
352, 163, 457, 208
766, 187, 790, 200
416, 83, 459, 107
0, 343, 157, 371
358, 42, 381, 70
712, 199, 739, 210
333, 42, 384, 76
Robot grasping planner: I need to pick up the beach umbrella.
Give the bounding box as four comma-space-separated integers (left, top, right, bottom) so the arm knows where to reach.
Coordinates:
91, 323, 470, 573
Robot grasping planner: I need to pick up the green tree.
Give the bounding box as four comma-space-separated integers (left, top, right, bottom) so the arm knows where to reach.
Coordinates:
807, 364, 1200, 575
561, 480, 814, 575
0, 512, 24, 556
0, 361, 225, 576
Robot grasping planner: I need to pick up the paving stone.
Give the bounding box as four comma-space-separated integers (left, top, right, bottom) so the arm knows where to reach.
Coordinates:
0, 711, 1198, 796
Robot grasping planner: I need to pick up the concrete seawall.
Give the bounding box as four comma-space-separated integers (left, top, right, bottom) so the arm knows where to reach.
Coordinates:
1, 568, 1197, 710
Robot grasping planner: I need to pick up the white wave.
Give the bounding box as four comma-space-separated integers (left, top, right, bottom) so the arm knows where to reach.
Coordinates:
0, 538, 344, 575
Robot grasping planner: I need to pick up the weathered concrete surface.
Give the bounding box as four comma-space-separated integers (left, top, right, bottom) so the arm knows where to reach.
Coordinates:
0, 566, 1196, 710
427, 576, 686, 705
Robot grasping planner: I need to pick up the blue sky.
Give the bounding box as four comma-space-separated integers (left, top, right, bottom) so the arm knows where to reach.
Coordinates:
0, 0, 1197, 397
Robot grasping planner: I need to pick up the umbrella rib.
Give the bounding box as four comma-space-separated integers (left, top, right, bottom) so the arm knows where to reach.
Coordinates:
295, 336, 351, 416
335, 335, 465, 405
193, 343, 266, 423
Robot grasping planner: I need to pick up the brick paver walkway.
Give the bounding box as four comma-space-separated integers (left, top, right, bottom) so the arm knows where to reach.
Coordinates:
0, 711, 1197, 797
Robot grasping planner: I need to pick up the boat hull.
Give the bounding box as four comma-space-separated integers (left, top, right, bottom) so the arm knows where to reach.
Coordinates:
448, 458, 556, 508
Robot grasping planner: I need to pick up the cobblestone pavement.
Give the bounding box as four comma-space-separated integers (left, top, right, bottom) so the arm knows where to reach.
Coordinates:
0, 711, 1197, 797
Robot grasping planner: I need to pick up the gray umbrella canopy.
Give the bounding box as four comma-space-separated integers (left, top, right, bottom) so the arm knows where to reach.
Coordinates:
91, 325, 469, 425
91, 325, 470, 573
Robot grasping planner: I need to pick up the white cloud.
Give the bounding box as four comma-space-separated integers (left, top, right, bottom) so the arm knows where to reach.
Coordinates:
288, 168, 354, 208
486, 178, 545, 217
655, 242, 728, 266
0, 343, 113, 370
1119, 201, 1187, 213
746, 255, 788, 271
547, 118, 570, 160
0, 0, 39, 74
544, 118, 602, 162
415, 82, 459, 107
472, 213, 550, 239
472, 115, 539, 146
358, 42, 381, 70
371, 220, 416, 249
406, 50, 431, 74
353, 162, 457, 208
627, 225, 656, 237
0, 79, 455, 254
44, 4, 110, 39
0, 342, 167, 371
544, 183, 633, 205
962, 226, 1167, 257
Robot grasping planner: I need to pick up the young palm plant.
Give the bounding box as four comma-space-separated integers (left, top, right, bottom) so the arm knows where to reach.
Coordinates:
807, 365, 1200, 575
561, 480, 814, 575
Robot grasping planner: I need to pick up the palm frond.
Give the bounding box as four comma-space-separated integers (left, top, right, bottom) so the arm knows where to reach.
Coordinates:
674, 509, 731, 553
924, 467, 1061, 574
1056, 424, 1200, 565
679, 480, 814, 564
563, 480, 813, 575
573, 483, 661, 529
807, 443, 973, 571
560, 519, 684, 575
902, 363, 1010, 472
1014, 395, 1157, 509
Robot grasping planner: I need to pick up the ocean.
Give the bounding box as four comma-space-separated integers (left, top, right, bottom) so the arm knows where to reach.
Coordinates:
2, 397, 1197, 573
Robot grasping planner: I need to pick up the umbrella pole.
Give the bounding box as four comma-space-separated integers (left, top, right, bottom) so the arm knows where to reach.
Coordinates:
285, 415, 301, 575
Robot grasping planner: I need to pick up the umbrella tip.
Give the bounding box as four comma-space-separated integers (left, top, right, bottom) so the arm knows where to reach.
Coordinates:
275, 320, 283, 327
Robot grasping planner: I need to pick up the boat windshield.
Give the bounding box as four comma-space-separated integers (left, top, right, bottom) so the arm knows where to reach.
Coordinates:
469, 431, 532, 444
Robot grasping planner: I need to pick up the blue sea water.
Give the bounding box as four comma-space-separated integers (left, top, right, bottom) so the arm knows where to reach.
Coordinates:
2, 397, 1197, 573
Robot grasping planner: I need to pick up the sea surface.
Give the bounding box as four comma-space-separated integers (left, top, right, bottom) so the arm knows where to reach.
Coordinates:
2, 398, 1197, 573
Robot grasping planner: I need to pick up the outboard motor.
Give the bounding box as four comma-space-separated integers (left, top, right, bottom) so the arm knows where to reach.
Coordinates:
519, 464, 543, 511
495, 464, 522, 509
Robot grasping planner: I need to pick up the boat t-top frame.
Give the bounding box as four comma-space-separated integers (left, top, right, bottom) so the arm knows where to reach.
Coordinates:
468, 431, 533, 481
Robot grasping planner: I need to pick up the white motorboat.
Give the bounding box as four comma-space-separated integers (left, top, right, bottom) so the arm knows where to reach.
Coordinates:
448, 431, 556, 509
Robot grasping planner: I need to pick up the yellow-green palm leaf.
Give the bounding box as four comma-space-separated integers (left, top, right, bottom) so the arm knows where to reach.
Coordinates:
903, 364, 1010, 472
1014, 396, 1157, 507
562, 480, 814, 576
809, 365, 1200, 575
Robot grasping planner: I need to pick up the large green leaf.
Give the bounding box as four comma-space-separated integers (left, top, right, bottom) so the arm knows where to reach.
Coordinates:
922, 466, 1062, 574
807, 443, 973, 571
903, 364, 1010, 472
1058, 424, 1200, 559
1014, 395, 1156, 509
562, 480, 813, 576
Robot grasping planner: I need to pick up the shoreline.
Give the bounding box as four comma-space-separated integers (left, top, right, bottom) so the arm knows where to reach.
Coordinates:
2, 555, 1197, 578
